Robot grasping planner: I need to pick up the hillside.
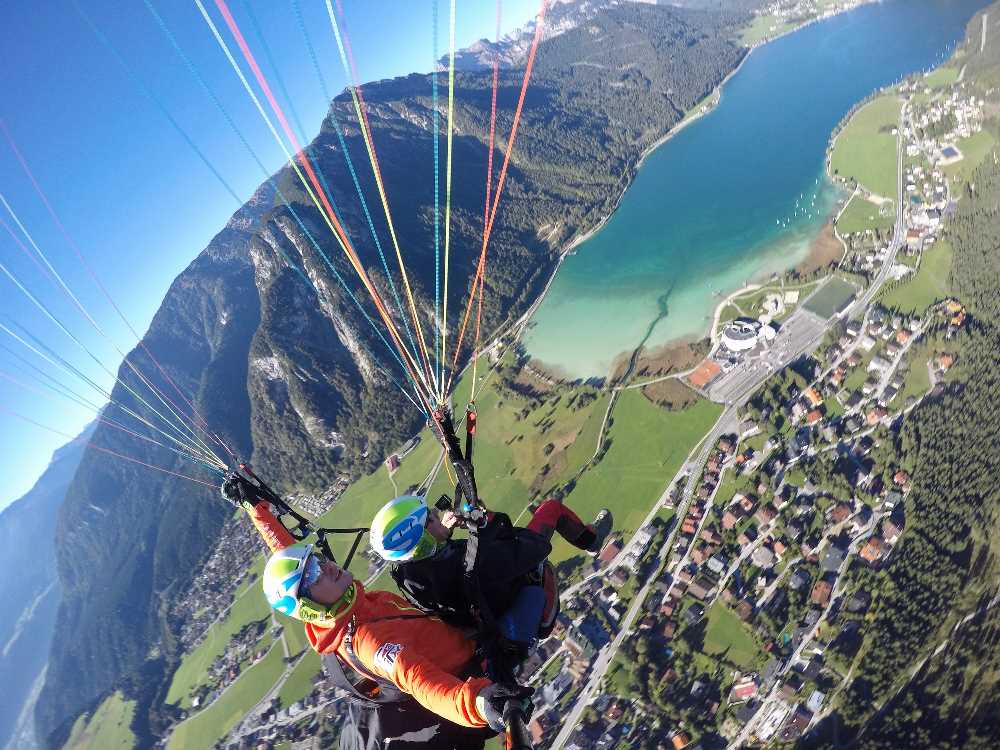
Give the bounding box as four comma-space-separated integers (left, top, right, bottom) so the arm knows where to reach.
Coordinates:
33, 3, 754, 746
0, 427, 91, 750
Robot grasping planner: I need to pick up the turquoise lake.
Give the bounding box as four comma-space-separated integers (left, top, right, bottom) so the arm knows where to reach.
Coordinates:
523, 0, 989, 378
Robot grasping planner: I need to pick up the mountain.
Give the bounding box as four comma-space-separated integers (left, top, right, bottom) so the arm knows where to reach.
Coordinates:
0, 426, 92, 750
33, 2, 754, 745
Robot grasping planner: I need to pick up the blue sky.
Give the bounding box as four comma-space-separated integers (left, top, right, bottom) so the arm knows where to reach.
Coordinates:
0, 0, 540, 511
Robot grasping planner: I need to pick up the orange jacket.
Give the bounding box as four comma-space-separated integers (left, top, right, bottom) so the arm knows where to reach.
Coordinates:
247, 502, 492, 728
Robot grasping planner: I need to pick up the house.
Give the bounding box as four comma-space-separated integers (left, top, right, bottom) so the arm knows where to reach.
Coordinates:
883, 516, 904, 543
869, 355, 893, 372
700, 527, 722, 545
598, 537, 624, 564
610, 567, 630, 587
846, 391, 864, 410
689, 576, 715, 601
691, 545, 710, 565
789, 568, 811, 591
730, 677, 760, 702
707, 553, 728, 575
894, 470, 911, 487
896, 329, 911, 346
935, 352, 955, 372
738, 527, 759, 546
847, 589, 871, 614
752, 545, 776, 569
660, 597, 678, 617
811, 579, 833, 605
806, 690, 826, 713
860, 536, 889, 564
803, 387, 824, 408
830, 500, 853, 524
738, 493, 757, 513
736, 599, 755, 621
821, 545, 847, 573
384, 454, 400, 472
883, 490, 903, 509
779, 705, 813, 742
846, 319, 863, 337
671, 732, 692, 750
866, 406, 888, 426
753, 502, 777, 526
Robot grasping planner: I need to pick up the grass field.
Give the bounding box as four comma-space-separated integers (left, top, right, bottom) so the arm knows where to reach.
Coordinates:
64, 692, 136, 750
740, 14, 795, 46
830, 96, 902, 199
277, 650, 322, 708
880, 240, 953, 313
703, 602, 762, 669
553, 392, 724, 562
804, 277, 858, 319
166, 587, 273, 707
943, 130, 997, 184
897, 354, 932, 406
168, 643, 286, 750
836, 193, 895, 235
923, 66, 960, 88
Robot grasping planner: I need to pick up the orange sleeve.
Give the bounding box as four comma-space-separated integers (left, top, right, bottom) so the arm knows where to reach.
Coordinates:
352, 633, 491, 728
246, 501, 296, 552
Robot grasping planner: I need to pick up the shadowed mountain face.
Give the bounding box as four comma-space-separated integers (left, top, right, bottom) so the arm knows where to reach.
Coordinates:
0, 427, 91, 750
33, 3, 751, 745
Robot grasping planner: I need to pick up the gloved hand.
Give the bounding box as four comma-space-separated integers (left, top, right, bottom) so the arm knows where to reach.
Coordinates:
220, 474, 261, 510
485, 636, 529, 684
475, 683, 534, 733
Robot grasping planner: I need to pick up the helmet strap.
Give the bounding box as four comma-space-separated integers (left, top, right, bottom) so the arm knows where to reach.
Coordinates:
297, 580, 358, 624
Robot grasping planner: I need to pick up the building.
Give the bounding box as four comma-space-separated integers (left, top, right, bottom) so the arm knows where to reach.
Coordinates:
811, 579, 833, 606
752, 546, 776, 569
789, 568, 811, 591
721, 319, 763, 352
598, 537, 624, 564
689, 576, 715, 601
821, 545, 847, 573
860, 536, 889, 564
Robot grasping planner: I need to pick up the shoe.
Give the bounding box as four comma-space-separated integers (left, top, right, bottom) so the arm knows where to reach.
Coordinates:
586, 509, 614, 555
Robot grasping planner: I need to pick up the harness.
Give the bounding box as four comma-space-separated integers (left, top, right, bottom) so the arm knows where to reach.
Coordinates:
324, 614, 426, 705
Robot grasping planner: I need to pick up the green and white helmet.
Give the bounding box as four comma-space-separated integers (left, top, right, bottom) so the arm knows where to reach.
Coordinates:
370, 495, 439, 562
262, 542, 314, 619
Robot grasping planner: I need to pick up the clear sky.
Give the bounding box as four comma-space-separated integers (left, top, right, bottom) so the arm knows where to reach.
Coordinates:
0, 0, 540, 511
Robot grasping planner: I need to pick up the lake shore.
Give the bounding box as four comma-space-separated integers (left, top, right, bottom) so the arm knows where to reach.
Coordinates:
520, 0, 892, 379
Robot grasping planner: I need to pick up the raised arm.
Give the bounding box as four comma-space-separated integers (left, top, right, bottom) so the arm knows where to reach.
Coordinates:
221, 476, 295, 552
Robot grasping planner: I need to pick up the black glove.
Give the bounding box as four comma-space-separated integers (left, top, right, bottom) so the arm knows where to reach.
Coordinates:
485, 636, 529, 684
475, 683, 534, 733
220, 474, 261, 510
